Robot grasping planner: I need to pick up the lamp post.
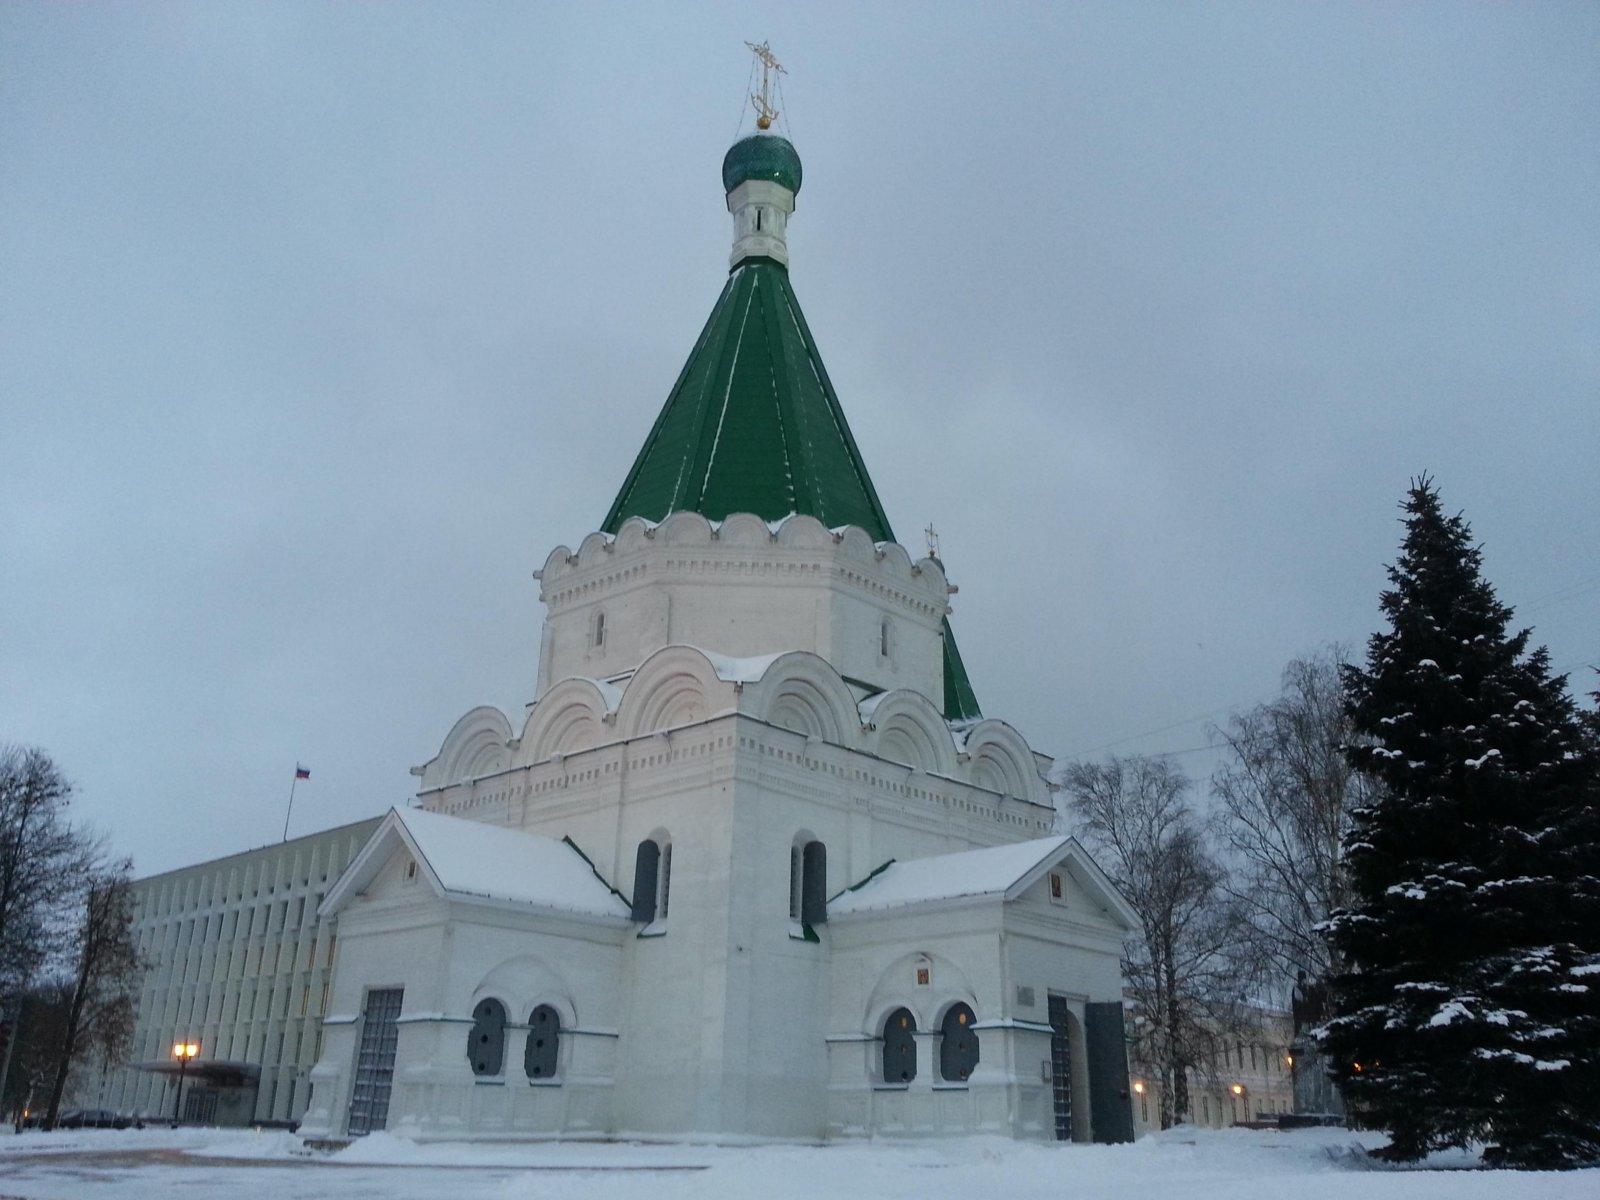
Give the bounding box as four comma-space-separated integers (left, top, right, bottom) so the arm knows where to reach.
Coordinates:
171, 1042, 198, 1126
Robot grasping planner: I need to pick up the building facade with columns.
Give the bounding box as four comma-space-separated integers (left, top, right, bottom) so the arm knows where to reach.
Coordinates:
1127, 1006, 1297, 1133
87, 818, 381, 1125
293, 130, 1140, 1145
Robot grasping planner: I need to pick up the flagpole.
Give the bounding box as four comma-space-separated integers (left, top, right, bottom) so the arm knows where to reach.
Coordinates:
281, 772, 299, 843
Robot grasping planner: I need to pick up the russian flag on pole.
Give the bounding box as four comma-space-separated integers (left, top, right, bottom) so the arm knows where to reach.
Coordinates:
295, 765, 310, 780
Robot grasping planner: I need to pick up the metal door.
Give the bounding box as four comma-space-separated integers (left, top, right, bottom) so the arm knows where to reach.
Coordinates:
346, 987, 403, 1136
184, 1088, 218, 1125
1048, 994, 1073, 1141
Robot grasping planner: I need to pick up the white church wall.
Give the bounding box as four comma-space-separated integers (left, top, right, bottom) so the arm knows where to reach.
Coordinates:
534, 514, 950, 704
825, 907, 1024, 1139
1002, 876, 1132, 1143
386, 646, 1071, 1142
299, 841, 628, 1143
611, 742, 742, 1134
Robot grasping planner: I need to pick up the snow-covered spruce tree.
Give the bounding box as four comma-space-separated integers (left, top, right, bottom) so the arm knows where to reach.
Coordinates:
1319, 478, 1600, 1168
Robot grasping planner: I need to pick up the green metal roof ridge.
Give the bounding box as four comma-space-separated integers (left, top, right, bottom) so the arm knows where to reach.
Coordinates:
601, 260, 981, 721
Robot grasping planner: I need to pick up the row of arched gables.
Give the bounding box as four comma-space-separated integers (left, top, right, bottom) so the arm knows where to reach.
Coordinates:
417, 645, 1049, 807
461, 997, 984, 1086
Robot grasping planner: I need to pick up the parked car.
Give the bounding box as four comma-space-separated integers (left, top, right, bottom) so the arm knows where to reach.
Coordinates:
55, 1109, 132, 1129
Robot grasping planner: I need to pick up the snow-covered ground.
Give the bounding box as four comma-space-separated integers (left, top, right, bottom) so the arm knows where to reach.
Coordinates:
0, 1125, 1594, 1199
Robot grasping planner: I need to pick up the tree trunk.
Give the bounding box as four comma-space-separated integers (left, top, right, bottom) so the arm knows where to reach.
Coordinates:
0, 995, 22, 1122
42, 926, 92, 1128
1161, 939, 1189, 1124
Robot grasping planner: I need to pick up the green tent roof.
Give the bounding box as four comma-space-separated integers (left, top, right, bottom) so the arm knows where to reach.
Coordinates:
602, 258, 981, 721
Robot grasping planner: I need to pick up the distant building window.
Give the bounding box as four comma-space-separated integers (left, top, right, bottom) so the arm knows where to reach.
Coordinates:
1049, 872, 1063, 901
467, 998, 507, 1076
593, 609, 606, 648
883, 1008, 917, 1083
879, 618, 892, 658
524, 1005, 560, 1079
405, 860, 417, 882
939, 1003, 979, 1082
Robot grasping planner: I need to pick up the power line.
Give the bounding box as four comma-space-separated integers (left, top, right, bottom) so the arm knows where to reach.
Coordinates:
1145, 741, 1220, 760
1060, 568, 1598, 764
1520, 574, 1600, 612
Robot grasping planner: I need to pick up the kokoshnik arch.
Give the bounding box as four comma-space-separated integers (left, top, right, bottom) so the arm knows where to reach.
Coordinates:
296, 126, 1140, 1144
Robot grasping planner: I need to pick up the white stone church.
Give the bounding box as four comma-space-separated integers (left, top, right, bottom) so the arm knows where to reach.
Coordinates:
296, 130, 1139, 1145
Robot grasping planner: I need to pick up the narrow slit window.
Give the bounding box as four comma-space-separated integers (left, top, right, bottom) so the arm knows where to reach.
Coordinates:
789, 844, 803, 921
801, 841, 827, 925
631, 840, 661, 923
658, 842, 672, 920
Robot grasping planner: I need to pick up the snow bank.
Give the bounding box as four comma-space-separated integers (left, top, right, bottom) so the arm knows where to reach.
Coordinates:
3, 1125, 1595, 1200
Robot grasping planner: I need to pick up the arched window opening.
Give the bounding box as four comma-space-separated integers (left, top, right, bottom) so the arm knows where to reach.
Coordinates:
789, 839, 827, 928
789, 843, 803, 921
657, 841, 672, 920
939, 1003, 979, 1082
631, 839, 661, 923
467, 998, 507, 1076
802, 840, 827, 925
524, 1004, 560, 1080
879, 618, 891, 658
882, 1007, 917, 1083
593, 610, 606, 648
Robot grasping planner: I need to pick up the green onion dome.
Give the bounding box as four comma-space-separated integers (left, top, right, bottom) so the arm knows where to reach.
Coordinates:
722, 133, 802, 196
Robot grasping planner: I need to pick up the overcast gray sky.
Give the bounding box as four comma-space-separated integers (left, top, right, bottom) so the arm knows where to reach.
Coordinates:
3, 3, 1596, 876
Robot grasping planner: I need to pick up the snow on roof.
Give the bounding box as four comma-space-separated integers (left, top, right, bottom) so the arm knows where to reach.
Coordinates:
696, 648, 790, 684
830, 836, 1072, 917
856, 690, 892, 722
395, 807, 629, 920
583, 677, 625, 710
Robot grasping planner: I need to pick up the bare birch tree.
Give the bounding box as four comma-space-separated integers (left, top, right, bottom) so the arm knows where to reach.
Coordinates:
0, 747, 88, 999
0, 747, 93, 1113
42, 866, 140, 1128
1210, 648, 1374, 991
1059, 755, 1250, 1129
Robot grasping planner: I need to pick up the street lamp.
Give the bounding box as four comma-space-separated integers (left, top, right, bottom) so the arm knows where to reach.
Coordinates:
171, 1041, 199, 1126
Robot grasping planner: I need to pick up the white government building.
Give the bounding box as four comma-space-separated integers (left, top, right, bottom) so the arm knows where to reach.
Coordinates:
91, 819, 380, 1125
100, 126, 1146, 1144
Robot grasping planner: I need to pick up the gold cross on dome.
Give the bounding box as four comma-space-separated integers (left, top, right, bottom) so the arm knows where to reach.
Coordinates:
746, 40, 785, 130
